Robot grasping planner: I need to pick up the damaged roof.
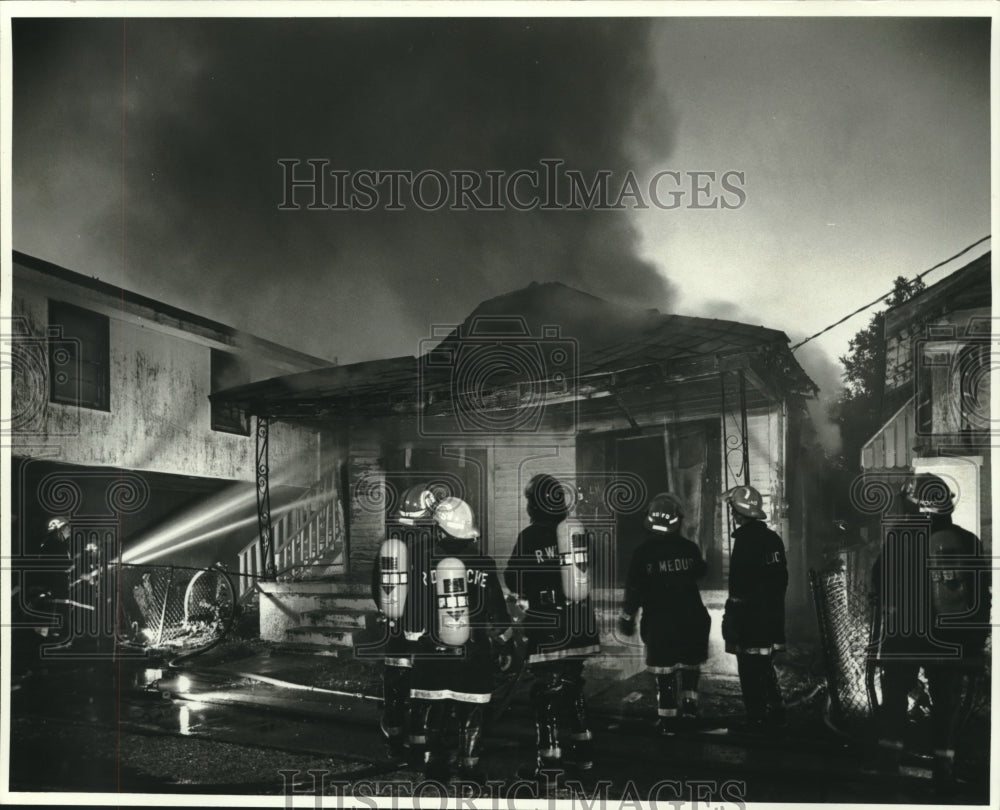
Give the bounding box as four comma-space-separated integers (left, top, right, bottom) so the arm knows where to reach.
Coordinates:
214, 281, 816, 417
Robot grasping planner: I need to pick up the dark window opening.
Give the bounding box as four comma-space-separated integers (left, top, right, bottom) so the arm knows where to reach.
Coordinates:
48, 300, 110, 411
211, 350, 250, 435
959, 342, 989, 434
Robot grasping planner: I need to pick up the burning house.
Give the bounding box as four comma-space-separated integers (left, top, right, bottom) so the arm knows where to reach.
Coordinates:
214, 282, 822, 674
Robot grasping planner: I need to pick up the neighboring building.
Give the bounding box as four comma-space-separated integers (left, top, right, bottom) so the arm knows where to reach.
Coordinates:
861, 250, 992, 546
215, 282, 822, 672
9, 251, 339, 579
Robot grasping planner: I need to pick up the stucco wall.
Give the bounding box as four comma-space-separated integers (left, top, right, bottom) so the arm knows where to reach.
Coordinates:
11, 275, 317, 487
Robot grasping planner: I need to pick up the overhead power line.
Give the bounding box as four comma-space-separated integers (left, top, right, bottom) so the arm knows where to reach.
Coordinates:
790, 235, 991, 352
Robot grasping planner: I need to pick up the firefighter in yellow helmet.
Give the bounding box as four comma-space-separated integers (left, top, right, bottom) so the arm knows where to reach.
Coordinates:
405, 497, 513, 784
721, 486, 788, 734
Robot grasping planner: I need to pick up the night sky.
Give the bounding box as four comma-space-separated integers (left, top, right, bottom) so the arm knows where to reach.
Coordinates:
9, 12, 992, 415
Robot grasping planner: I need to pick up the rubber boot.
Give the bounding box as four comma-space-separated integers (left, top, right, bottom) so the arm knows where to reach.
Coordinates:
656, 671, 680, 735
565, 676, 594, 771
423, 700, 451, 783
381, 664, 409, 760
457, 704, 487, 784
407, 699, 431, 769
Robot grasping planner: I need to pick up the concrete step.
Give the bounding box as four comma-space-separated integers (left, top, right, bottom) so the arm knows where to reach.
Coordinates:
312, 595, 374, 612
298, 608, 370, 629
296, 562, 346, 581
284, 625, 358, 648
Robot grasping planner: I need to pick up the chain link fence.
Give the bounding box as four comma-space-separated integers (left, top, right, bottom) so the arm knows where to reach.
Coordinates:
809, 559, 878, 735
114, 563, 236, 653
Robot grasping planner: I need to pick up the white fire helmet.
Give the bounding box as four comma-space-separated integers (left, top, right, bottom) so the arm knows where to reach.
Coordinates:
433, 497, 479, 540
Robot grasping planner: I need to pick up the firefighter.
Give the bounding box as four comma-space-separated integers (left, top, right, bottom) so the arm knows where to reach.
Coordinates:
370, 483, 440, 761
617, 493, 710, 735
721, 486, 788, 733
405, 497, 513, 783
505, 474, 601, 779
34, 517, 73, 640
870, 473, 990, 792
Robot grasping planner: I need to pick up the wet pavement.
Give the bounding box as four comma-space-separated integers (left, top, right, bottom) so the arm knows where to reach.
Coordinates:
7, 641, 991, 804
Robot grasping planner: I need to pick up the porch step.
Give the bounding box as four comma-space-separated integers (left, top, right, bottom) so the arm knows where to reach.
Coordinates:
298, 607, 370, 629
313, 595, 374, 612
284, 625, 358, 648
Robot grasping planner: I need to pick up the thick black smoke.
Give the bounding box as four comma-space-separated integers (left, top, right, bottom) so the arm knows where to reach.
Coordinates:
13, 18, 677, 363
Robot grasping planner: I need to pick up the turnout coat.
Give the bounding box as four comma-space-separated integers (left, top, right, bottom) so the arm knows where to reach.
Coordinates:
504, 519, 600, 666
623, 531, 710, 671
871, 519, 990, 663
405, 538, 511, 703
723, 519, 788, 655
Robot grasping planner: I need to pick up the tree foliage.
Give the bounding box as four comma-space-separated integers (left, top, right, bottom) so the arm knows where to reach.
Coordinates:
832, 275, 925, 469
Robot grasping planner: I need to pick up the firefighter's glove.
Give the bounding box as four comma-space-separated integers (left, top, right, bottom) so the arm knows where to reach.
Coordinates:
722, 599, 741, 643
617, 613, 636, 637
494, 627, 516, 673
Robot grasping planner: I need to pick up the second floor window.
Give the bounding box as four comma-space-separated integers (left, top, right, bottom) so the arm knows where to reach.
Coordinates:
211, 349, 250, 435
48, 300, 110, 411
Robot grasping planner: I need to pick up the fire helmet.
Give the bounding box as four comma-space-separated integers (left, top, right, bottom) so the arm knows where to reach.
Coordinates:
398, 483, 440, 525
724, 486, 766, 520
524, 473, 568, 522
47, 517, 69, 533
901, 473, 954, 515
433, 497, 479, 540
646, 493, 684, 533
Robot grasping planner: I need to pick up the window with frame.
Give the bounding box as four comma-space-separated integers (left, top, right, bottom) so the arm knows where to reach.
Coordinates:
48, 300, 110, 411
211, 349, 250, 435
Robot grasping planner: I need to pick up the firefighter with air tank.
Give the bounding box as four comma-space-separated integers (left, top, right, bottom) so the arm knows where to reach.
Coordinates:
618, 493, 711, 734
504, 473, 600, 779
404, 496, 514, 784
869, 472, 990, 793
370, 483, 439, 762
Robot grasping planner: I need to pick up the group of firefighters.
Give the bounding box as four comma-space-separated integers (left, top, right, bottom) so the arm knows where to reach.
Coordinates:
370, 471, 989, 791
29, 467, 987, 791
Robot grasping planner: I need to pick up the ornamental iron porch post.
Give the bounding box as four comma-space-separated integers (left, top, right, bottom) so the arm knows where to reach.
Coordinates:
256, 415, 276, 580
720, 365, 751, 555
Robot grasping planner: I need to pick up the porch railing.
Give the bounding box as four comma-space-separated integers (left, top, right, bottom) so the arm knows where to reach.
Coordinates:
236, 470, 344, 596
